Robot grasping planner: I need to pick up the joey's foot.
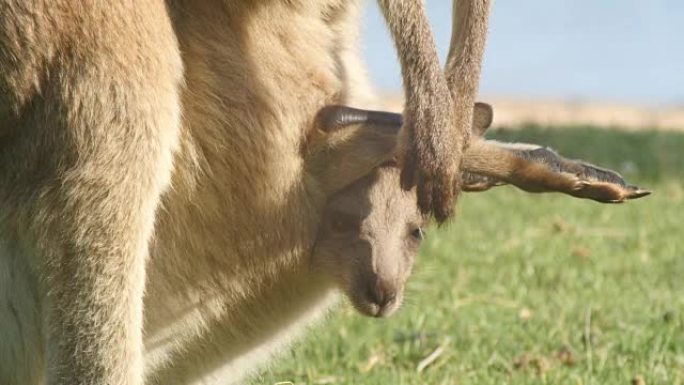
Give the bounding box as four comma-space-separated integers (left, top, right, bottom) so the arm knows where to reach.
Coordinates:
519, 147, 651, 203
568, 175, 651, 203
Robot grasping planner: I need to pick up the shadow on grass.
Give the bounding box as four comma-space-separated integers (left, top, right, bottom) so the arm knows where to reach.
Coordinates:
487, 125, 684, 183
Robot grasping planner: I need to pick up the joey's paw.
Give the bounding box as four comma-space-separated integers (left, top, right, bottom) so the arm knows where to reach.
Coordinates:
399, 97, 464, 223
401, 147, 457, 223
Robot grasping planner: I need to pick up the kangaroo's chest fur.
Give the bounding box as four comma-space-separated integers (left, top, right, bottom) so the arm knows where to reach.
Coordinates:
143, 2, 368, 383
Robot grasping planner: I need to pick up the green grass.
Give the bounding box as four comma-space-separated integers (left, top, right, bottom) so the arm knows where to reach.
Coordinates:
253, 126, 684, 385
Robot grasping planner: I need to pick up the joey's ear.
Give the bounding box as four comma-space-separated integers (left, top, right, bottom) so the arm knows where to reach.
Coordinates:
472, 102, 493, 137
305, 106, 402, 195
307, 103, 493, 195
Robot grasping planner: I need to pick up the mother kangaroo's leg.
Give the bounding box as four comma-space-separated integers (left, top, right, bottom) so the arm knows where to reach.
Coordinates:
0, 239, 45, 384
0, 1, 182, 384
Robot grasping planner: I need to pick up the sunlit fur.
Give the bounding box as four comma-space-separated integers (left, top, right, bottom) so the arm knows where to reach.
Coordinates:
0, 1, 490, 384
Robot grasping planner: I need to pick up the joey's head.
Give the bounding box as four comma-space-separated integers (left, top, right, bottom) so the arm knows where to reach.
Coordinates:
305, 103, 492, 317
313, 166, 426, 318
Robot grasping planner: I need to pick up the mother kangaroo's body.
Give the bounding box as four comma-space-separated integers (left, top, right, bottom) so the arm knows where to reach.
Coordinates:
0, 1, 482, 384
144, 3, 380, 383
145, 2, 353, 381
0, 2, 650, 384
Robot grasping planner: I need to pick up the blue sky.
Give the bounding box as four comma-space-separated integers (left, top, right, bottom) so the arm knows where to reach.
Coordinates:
362, 1, 684, 105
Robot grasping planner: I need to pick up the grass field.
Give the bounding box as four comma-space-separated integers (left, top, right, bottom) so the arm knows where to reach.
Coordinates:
253, 126, 684, 385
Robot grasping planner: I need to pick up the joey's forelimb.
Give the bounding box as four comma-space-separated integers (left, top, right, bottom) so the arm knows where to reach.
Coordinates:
378, 1, 458, 223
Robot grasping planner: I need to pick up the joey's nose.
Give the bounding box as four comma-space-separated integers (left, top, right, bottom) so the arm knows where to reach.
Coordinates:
366, 278, 397, 309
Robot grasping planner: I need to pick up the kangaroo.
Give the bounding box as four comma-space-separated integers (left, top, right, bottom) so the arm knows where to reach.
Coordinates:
0, 1, 485, 383
0, 1, 646, 384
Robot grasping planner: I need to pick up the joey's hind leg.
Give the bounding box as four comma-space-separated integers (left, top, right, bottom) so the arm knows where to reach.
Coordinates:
0, 2, 182, 384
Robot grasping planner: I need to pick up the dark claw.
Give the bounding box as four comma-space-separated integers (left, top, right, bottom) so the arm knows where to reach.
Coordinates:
416, 173, 434, 218
400, 143, 418, 191
628, 188, 652, 199
432, 174, 455, 223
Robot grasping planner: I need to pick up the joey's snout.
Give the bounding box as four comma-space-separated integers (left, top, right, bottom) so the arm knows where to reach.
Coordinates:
362, 276, 401, 318
346, 243, 410, 318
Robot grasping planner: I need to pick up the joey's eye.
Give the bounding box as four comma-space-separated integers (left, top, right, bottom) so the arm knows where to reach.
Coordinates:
410, 227, 424, 241
328, 212, 358, 234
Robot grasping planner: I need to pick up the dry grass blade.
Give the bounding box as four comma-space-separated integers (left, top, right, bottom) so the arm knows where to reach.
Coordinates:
416, 338, 451, 373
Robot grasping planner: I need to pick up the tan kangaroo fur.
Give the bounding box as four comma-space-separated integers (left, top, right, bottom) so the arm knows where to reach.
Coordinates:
0, 1, 496, 384
0, 2, 183, 384
0, 1, 649, 385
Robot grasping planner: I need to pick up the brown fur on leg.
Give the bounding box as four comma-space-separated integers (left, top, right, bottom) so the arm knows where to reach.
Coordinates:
378, 0, 461, 222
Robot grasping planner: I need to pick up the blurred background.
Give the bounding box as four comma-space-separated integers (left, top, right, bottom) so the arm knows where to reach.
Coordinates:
257, 2, 683, 384
364, 0, 684, 129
